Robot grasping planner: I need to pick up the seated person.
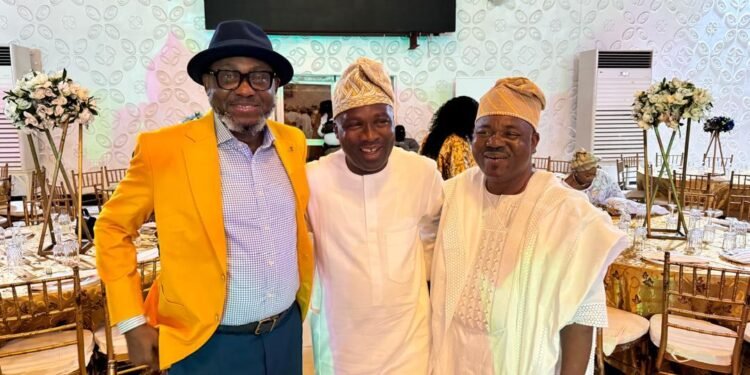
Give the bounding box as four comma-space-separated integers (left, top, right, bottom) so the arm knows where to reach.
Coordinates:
394, 125, 420, 152
563, 149, 624, 206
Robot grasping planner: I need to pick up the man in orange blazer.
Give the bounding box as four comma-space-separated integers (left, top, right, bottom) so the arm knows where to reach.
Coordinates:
95, 20, 313, 374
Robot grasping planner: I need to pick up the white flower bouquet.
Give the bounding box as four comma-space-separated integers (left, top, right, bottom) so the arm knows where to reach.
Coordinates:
632, 78, 713, 131
2, 69, 98, 133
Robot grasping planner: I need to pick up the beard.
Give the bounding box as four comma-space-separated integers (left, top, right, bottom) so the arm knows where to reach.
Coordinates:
218, 112, 267, 136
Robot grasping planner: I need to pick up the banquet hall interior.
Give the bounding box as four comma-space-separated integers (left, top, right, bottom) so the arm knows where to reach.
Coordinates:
1, 0, 750, 374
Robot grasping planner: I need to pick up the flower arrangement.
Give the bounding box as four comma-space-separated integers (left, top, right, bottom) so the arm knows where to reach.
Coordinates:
2, 69, 98, 133
703, 116, 734, 133
632, 78, 713, 130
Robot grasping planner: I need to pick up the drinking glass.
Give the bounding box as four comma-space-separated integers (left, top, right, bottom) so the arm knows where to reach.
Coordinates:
702, 224, 716, 248
736, 222, 748, 249
723, 232, 737, 253
686, 228, 703, 255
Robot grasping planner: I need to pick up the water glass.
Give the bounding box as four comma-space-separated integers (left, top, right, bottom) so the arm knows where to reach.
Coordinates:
5, 228, 23, 271
702, 224, 716, 245
736, 222, 748, 249
633, 226, 647, 251
727, 217, 738, 232
686, 228, 703, 255
723, 232, 737, 253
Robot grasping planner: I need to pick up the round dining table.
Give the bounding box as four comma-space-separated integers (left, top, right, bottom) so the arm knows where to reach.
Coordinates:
0, 223, 158, 336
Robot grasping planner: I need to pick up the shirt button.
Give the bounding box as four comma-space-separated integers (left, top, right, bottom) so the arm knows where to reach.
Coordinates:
268, 260, 274, 266
221, 273, 226, 282
214, 314, 219, 322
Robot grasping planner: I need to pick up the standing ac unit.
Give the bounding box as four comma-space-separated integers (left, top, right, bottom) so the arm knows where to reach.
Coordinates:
576, 50, 653, 161
0, 44, 42, 196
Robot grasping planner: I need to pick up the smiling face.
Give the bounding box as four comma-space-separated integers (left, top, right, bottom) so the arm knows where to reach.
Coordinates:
334, 103, 395, 175
202, 56, 278, 137
472, 115, 539, 195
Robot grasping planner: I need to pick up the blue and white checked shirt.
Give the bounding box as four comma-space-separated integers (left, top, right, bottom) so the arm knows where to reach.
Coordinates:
117, 118, 298, 332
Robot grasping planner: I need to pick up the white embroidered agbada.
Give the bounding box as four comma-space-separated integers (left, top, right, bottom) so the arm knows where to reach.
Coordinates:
307, 147, 443, 374
430, 168, 627, 375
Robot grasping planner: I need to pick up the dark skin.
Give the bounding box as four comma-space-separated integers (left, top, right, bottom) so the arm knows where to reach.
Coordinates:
334, 103, 396, 175
472, 115, 592, 373
564, 167, 597, 190
203, 56, 280, 153
123, 57, 281, 372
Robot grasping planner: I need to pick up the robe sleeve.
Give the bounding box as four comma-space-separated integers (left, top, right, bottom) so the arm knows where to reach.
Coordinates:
420, 168, 444, 282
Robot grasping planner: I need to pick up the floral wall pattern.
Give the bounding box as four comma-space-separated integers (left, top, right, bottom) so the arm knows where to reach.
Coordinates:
1, 0, 748, 171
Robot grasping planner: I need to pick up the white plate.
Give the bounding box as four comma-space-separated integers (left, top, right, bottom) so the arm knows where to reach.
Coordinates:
720, 248, 750, 265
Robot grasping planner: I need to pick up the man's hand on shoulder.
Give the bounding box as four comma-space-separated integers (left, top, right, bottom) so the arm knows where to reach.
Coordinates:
123, 324, 160, 371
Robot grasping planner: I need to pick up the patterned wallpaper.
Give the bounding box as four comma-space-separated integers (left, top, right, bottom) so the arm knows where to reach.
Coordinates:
0, 0, 748, 171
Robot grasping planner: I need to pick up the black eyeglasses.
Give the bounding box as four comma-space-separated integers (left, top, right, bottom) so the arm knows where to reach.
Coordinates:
207, 70, 276, 91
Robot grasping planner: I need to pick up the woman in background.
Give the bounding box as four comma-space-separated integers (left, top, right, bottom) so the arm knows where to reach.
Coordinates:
563, 149, 624, 207
420, 96, 478, 180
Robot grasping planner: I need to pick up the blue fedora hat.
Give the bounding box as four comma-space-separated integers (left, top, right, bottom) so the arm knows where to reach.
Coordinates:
187, 20, 294, 86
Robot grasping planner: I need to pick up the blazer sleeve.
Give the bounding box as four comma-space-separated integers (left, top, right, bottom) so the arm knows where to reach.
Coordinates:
95, 132, 156, 324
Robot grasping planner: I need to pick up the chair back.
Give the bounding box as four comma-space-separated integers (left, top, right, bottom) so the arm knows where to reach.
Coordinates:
103, 167, 127, 187
100, 257, 160, 374
655, 153, 684, 170
0, 177, 11, 227
739, 199, 750, 222
682, 191, 716, 211
674, 173, 712, 193
532, 156, 551, 171
657, 252, 750, 374
619, 153, 640, 190
71, 169, 105, 191
0, 267, 88, 374
548, 159, 571, 174
0, 163, 8, 179
704, 155, 734, 172
727, 172, 750, 216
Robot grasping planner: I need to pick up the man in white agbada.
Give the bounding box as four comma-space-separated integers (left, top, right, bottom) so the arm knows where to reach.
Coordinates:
429, 77, 627, 375
307, 57, 443, 374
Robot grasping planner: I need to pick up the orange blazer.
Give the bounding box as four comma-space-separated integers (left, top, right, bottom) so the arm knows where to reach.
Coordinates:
95, 111, 314, 369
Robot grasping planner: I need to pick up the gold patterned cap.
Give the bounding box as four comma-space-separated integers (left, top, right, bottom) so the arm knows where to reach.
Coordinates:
570, 148, 600, 171
476, 77, 546, 129
332, 57, 394, 118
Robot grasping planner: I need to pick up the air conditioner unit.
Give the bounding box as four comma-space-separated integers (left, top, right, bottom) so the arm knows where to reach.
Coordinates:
576, 50, 653, 161
0, 44, 42, 195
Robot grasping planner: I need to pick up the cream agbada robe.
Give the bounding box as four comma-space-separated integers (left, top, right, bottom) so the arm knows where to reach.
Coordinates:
307, 147, 443, 374
430, 168, 627, 374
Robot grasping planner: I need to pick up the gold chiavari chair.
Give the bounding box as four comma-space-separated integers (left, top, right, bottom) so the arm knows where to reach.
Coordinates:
103, 167, 126, 186
595, 280, 651, 374
0, 163, 8, 179
548, 159, 571, 174
726, 172, 750, 217
0, 177, 12, 228
650, 252, 750, 375
654, 153, 684, 171
619, 153, 641, 190
532, 156, 550, 171
703, 154, 733, 172
683, 191, 717, 211
96, 257, 160, 375
71, 169, 106, 211
0, 266, 94, 374
739, 199, 750, 222
14, 168, 47, 225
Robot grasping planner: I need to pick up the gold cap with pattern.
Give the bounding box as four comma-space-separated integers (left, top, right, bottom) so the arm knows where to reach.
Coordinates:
570, 148, 600, 171
476, 77, 546, 129
332, 57, 395, 118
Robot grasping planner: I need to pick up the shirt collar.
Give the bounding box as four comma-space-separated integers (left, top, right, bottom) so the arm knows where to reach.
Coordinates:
214, 113, 275, 149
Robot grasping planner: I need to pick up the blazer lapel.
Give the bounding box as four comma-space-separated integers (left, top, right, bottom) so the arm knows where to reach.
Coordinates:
267, 122, 302, 205
183, 113, 227, 271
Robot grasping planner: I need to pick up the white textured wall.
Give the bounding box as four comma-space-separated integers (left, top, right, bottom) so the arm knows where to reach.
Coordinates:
0, 0, 748, 171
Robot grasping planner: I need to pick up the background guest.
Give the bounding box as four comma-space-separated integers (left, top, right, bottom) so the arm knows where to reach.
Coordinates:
420, 96, 479, 179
